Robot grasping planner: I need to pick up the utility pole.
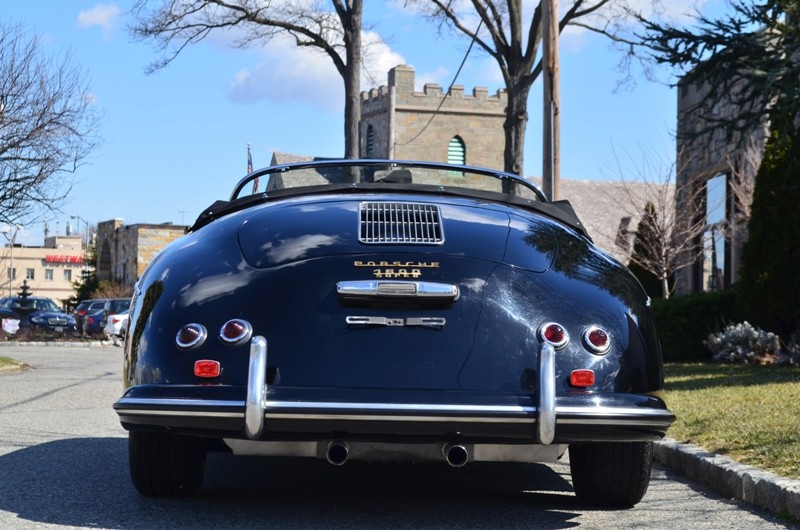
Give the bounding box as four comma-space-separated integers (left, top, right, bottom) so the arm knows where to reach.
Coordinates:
542, 0, 561, 201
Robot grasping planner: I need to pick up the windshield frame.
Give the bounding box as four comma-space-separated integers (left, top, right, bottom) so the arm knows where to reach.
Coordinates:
230, 159, 547, 202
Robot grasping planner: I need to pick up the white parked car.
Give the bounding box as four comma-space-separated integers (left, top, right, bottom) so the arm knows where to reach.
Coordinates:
104, 309, 129, 345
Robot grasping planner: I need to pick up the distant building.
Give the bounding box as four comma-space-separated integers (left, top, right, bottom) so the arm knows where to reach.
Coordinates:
359, 65, 507, 169
96, 220, 188, 286
675, 76, 767, 295
1, 234, 85, 303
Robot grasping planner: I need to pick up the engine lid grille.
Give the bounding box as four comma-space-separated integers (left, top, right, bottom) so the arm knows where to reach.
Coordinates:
359, 202, 444, 245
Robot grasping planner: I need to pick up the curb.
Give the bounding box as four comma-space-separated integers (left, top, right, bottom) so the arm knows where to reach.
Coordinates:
655, 438, 800, 521
0, 340, 115, 348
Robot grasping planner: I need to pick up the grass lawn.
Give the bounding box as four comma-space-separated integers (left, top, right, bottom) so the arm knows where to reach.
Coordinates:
0, 356, 22, 370
664, 363, 800, 480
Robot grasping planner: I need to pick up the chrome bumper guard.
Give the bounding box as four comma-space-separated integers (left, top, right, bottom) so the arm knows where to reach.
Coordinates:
537, 342, 556, 445
245, 336, 267, 439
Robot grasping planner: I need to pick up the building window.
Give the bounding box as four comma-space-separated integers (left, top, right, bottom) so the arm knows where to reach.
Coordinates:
44, 269, 54, 281
6, 268, 16, 281
25, 268, 34, 280
64, 269, 72, 282
447, 136, 466, 165
702, 174, 727, 292
366, 125, 374, 157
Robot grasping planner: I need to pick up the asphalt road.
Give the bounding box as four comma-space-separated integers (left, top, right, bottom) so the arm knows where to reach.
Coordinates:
0, 345, 795, 530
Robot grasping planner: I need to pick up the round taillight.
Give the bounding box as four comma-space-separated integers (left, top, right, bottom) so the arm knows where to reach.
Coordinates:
220, 319, 252, 345
539, 322, 569, 349
584, 326, 610, 354
176, 323, 207, 350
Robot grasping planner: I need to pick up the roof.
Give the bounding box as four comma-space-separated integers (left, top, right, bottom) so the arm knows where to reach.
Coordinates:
533, 178, 674, 264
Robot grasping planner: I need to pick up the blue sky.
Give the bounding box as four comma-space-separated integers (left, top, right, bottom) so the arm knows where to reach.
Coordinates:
4, 1, 715, 245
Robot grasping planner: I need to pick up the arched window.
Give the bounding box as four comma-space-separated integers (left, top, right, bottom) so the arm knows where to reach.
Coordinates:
366, 125, 375, 158
447, 136, 465, 165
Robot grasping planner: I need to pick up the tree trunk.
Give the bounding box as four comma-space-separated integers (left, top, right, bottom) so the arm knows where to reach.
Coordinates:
341, 3, 362, 161
661, 275, 670, 300
503, 81, 532, 175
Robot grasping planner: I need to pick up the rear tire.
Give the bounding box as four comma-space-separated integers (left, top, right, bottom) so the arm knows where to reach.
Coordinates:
569, 441, 653, 508
128, 430, 207, 497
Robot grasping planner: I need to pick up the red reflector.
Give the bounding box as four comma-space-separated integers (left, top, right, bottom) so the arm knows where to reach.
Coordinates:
194, 360, 221, 378
571, 369, 595, 387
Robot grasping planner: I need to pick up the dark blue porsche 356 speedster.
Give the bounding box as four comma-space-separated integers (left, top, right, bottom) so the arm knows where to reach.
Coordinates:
114, 159, 673, 506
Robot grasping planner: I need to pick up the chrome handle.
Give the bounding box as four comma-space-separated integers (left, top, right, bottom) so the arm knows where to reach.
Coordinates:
336, 280, 459, 301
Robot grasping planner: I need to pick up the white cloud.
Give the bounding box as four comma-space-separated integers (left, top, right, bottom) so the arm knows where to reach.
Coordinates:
225, 34, 342, 111
361, 31, 406, 88
77, 3, 121, 40
226, 30, 406, 112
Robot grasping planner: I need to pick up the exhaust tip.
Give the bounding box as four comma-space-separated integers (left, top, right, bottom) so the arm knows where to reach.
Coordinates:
326, 441, 349, 466
443, 443, 469, 468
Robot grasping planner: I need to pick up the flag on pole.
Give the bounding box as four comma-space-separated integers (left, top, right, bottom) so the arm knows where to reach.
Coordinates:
248, 143, 258, 193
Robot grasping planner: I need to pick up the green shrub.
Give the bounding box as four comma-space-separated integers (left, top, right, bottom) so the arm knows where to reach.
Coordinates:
652, 288, 741, 362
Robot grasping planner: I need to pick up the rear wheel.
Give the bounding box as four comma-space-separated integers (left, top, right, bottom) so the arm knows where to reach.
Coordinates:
128, 430, 207, 497
569, 441, 653, 507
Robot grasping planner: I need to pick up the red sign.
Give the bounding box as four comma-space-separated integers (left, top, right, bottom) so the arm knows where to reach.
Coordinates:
44, 255, 83, 263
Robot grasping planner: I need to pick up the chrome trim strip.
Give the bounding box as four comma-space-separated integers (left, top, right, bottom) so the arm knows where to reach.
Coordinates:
118, 408, 244, 418
116, 398, 246, 409
558, 417, 675, 428
557, 406, 675, 418
264, 401, 533, 414
245, 336, 267, 439
263, 413, 532, 424
337, 280, 459, 301
538, 342, 556, 445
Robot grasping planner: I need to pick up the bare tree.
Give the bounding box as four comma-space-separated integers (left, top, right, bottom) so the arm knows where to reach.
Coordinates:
0, 22, 100, 226
409, 0, 657, 176
597, 146, 708, 298
130, 0, 363, 160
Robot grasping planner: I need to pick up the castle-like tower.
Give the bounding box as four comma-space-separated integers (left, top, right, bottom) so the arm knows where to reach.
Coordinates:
359, 65, 507, 170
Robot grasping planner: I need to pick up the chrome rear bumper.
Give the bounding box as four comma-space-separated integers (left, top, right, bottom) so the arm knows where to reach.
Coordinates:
114, 336, 675, 444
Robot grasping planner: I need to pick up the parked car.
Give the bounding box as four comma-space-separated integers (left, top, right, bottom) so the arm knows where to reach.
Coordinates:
82, 308, 107, 335
83, 298, 130, 336
73, 299, 108, 330
113, 160, 674, 505
0, 296, 77, 333
103, 309, 129, 345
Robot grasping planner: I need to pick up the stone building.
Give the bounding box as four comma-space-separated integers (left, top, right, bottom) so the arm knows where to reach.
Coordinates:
359, 65, 507, 169
674, 77, 767, 295
96, 219, 188, 286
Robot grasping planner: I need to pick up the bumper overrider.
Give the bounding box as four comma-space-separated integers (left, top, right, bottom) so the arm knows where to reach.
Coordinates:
114, 338, 675, 447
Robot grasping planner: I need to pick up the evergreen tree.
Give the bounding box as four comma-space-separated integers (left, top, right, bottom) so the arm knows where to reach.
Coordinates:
738, 108, 800, 335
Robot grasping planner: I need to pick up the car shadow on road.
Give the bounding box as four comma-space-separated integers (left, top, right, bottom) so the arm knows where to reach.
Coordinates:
0, 437, 590, 528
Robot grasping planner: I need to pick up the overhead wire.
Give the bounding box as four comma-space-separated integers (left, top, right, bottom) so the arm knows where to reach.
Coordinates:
392, 19, 484, 149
